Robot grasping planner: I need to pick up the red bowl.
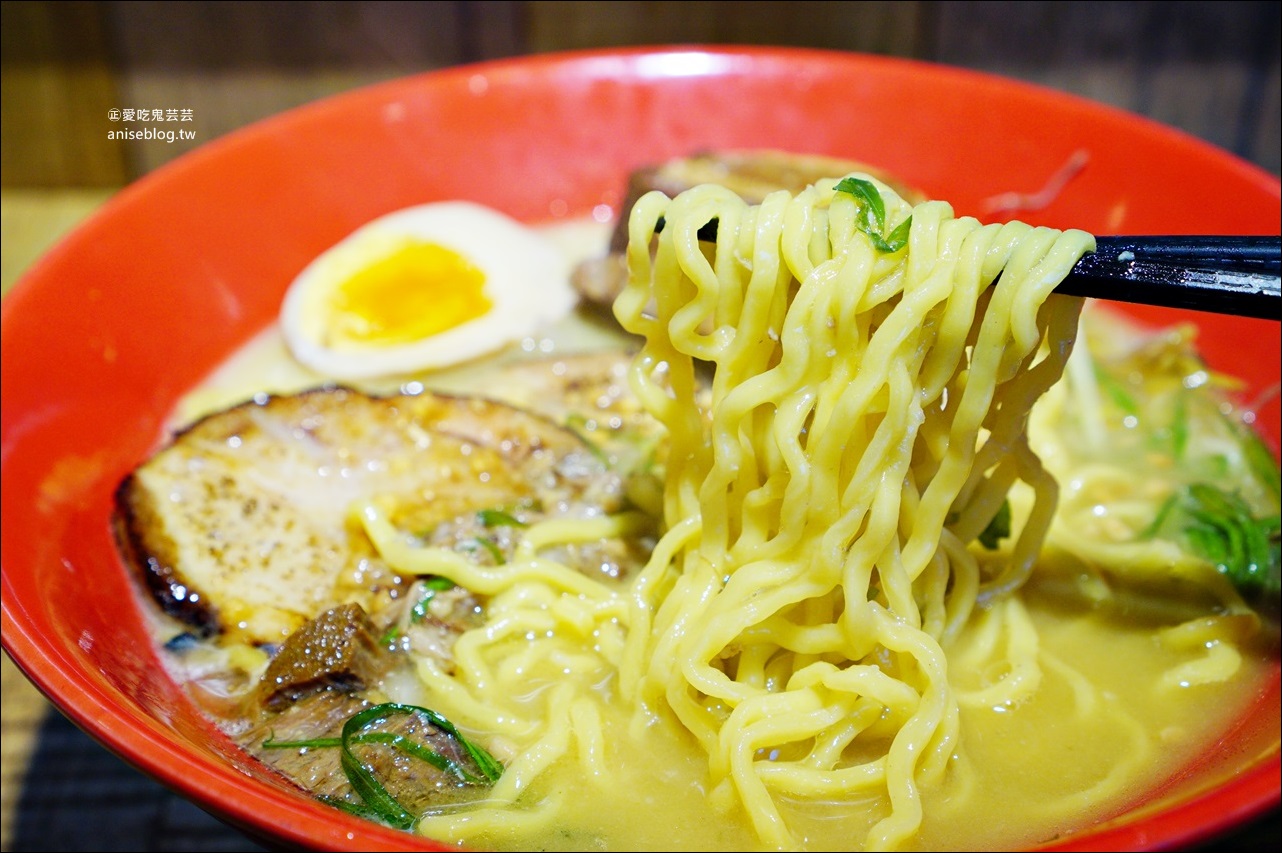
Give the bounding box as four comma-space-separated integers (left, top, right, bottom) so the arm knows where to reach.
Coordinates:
2, 46, 1278, 852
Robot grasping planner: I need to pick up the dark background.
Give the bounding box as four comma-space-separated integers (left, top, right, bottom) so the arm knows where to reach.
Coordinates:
2, 0, 1279, 186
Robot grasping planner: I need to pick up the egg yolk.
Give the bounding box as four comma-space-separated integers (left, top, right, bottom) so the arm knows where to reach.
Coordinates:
329, 241, 492, 346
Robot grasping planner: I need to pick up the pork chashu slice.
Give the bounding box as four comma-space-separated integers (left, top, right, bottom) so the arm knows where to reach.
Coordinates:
115, 386, 625, 646
572, 148, 929, 308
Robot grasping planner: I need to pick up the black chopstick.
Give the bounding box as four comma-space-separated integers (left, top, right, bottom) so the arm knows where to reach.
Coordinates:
1061, 236, 1280, 321
656, 217, 1281, 321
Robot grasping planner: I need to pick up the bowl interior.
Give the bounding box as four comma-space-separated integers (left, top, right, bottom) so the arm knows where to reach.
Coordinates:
2, 46, 1279, 852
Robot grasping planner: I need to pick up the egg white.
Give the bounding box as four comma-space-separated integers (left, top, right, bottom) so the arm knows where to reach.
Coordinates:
280, 201, 577, 380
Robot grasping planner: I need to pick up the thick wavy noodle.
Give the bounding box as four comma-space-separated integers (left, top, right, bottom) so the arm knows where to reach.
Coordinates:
385, 175, 1095, 851
127, 161, 1280, 852
1025, 309, 1273, 689
612, 176, 1093, 849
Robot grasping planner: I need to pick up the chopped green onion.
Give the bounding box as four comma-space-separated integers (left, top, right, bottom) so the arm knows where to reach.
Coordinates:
349, 730, 488, 785
1092, 364, 1140, 417
1146, 483, 1281, 600
977, 500, 1012, 550
410, 576, 456, 624
1203, 453, 1231, 479
477, 508, 527, 528
834, 177, 912, 253
409, 592, 430, 624
338, 706, 418, 829
1137, 492, 1180, 540
266, 703, 503, 830
459, 537, 505, 565
413, 704, 505, 784
564, 413, 609, 462
1170, 391, 1189, 460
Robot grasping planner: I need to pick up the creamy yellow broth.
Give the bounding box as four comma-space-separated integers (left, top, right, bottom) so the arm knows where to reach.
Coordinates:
435, 589, 1272, 852
158, 217, 1278, 852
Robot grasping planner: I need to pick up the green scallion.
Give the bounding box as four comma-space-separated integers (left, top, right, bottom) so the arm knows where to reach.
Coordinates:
410, 576, 456, 624
263, 702, 503, 830
978, 500, 1013, 551
834, 177, 912, 253
477, 508, 527, 528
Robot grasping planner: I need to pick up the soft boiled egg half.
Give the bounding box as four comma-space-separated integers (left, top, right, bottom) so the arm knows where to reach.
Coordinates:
280, 201, 577, 379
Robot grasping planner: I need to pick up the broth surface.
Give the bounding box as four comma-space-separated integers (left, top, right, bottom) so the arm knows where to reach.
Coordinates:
152, 218, 1278, 852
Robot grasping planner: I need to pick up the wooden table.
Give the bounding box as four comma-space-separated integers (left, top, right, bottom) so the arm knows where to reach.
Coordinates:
1, 189, 270, 852
2, 190, 109, 850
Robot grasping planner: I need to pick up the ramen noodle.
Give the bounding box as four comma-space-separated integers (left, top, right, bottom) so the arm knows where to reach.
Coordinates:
123, 173, 1279, 853
368, 176, 1097, 848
